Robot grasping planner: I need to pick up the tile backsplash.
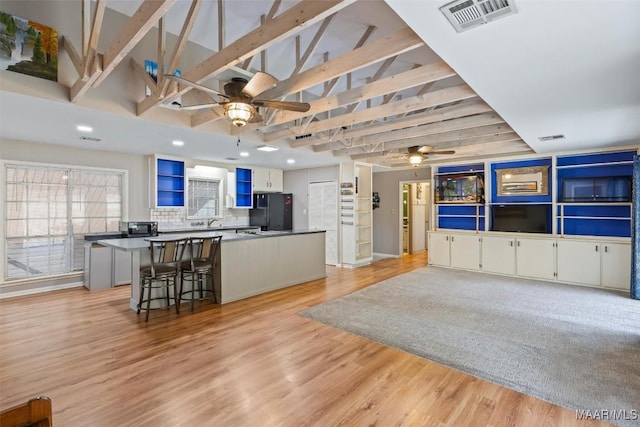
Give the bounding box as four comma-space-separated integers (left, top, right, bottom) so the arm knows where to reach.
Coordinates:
150, 207, 250, 230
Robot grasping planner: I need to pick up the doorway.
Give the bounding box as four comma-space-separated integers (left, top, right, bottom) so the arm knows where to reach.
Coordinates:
400, 181, 431, 255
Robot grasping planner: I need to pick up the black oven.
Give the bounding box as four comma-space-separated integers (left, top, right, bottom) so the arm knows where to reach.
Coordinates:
122, 221, 158, 237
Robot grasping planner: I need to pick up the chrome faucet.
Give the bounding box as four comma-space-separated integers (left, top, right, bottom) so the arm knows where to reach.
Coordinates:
207, 218, 219, 227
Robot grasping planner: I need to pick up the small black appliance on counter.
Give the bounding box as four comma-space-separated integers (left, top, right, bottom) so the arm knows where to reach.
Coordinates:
121, 221, 158, 237
249, 193, 293, 231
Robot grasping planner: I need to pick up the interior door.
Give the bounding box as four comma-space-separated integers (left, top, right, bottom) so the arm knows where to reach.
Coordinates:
411, 183, 427, 253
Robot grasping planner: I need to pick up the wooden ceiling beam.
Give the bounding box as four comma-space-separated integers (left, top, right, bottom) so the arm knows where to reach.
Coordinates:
138, 0, 355, 115
317, 112, 506, 153
265, 84, 477, 142
160, 0, 202, 97
293, 100, 492, 148
347, 130, 521, 160
83, 0, 106, 78
61, 36, 84, 77
256, 27, 422, 101
93, 0, 178, 87
242, 0, 282, 70
70, 54, 103, 102
276, 62, 454, 141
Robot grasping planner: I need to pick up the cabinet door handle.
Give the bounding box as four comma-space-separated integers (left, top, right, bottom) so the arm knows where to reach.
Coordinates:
595, 245, 599, 252
517, 241, 520, 247
604, 246, 608, 253
451, 236, 455, 242
509, 241, 513, 247
446, 236, 449, 241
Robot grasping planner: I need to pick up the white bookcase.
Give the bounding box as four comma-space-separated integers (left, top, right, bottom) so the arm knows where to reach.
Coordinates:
340, 162, 372, 267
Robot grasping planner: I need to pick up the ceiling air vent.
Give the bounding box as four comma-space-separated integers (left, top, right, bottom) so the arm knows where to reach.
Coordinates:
80, 136, 101, 142
538, 134, 566, 142
440, 0, 518, 33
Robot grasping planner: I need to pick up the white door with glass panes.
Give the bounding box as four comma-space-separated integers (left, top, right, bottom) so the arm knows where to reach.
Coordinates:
309, 181, 338, 265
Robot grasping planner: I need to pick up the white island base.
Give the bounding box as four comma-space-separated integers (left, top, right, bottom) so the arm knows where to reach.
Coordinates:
99, 230, 326, 310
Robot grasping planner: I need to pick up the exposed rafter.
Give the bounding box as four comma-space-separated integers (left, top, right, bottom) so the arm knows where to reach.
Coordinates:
137, 0, 357, 116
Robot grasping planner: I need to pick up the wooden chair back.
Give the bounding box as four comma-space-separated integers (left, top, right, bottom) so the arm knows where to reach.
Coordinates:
0, 396, 52, 427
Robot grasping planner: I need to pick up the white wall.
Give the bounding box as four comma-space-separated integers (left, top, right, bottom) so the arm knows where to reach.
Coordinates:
372, 167, 431, 256
283, 165, 339, 229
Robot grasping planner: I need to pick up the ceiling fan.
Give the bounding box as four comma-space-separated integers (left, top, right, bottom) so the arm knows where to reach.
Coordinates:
406, 145, 456, 166
163, 72, 310, 127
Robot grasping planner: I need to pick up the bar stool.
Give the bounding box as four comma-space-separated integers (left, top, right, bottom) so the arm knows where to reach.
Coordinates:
179, 236, 222, 312
138, 237, 186, 322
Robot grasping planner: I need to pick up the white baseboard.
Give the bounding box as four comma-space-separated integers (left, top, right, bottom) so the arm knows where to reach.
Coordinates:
373, 252, 401, 259
0, 282, 84, 299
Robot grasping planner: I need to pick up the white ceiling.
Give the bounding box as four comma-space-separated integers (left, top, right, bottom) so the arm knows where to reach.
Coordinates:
0, 0, 638, 171
386, 0, 640, 154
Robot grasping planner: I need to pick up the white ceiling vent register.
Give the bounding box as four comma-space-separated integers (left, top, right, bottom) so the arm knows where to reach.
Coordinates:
440, 0, 518, 33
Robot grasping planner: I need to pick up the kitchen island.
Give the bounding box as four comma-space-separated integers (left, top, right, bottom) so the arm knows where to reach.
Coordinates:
98, 230, 326, 310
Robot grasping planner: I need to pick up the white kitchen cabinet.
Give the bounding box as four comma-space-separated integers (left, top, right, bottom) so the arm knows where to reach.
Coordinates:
428, 232, 451, 266
481, 235, 516, 275
601, 242, 631, 290
253, 167, 283, 192
450, 233, 481, 271
515, 237, 556, 281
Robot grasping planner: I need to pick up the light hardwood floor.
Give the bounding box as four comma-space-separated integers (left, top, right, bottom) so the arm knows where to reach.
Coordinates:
0, 253, 609, 426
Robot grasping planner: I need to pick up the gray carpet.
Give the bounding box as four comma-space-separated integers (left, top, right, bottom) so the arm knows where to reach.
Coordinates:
300, 267, 640, 426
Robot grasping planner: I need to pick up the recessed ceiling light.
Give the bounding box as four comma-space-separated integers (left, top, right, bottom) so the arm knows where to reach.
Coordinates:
239, 151, 249, 157
286, 159, 295, 164
172, 140, 184, 146
256, 145, 279, 152
76, 125, 93, 132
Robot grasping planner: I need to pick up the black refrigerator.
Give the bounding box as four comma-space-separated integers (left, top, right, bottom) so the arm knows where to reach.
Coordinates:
249, 193, 293, 231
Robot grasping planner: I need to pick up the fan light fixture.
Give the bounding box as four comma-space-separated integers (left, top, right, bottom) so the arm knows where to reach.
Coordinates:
224, 102, 253, 127
409, 154, 423, 165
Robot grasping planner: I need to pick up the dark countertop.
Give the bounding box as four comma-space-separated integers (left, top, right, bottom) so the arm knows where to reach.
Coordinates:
98, 229, 326, 252
84, 232, 126, 241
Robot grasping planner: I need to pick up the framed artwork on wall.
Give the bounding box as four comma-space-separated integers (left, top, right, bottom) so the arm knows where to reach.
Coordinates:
0, 11, 58, 81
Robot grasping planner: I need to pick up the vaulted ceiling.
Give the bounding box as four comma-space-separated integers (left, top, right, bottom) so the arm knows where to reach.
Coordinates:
1, 0, 638, 169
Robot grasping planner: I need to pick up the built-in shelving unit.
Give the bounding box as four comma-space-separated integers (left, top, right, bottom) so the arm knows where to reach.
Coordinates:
434, 163, 484, 231
153, 156, 185, 208
556, 150, 634, 238
340, 162, 372, 267
235, 167, 253, 208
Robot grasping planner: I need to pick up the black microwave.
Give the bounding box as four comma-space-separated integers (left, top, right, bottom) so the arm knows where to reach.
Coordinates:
122, 221, 158, 237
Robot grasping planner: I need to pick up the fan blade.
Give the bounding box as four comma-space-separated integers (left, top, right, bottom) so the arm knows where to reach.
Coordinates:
241, 72, 277, 98
429, 150, 456, 155
163, 74, 228, 98
252, 99, 310, 112
178, 102, 221, 111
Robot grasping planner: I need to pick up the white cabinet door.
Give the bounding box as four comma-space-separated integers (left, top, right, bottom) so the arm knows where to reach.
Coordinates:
516, 237, 556, 281
252, 167, 270, 192
450, 233, 481, 271
601, 242, 631, 290
428, 232, 451, 267
556, 240, 600, 287
482, 235, 516, 275
269, 169, 283, 192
